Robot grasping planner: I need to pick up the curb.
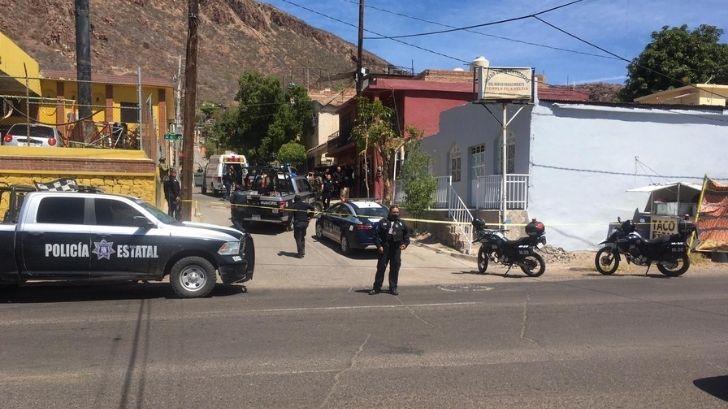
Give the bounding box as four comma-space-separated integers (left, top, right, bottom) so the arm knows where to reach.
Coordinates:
412, 240, 476, 262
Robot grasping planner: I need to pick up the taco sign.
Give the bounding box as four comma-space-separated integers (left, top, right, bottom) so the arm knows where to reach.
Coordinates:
651, 216, 678, 239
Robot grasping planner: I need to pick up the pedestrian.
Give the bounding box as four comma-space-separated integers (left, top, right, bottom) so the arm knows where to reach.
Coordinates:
291, 195, 314, 258
322, 173, 334, 210
164, 168, 182, 220
369, 206, 410, 296
222, 166, 234, 200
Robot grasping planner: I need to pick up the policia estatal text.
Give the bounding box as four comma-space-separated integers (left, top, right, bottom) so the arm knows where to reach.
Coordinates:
370, 206, 410, 296
291, 195, 314, 258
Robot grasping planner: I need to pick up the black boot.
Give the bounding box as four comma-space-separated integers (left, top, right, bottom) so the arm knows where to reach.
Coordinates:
368, 288, 380, 295
390, 288, 399, 296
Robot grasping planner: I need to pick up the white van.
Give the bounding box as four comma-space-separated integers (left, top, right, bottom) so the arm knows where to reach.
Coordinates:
202, 152, 248, 195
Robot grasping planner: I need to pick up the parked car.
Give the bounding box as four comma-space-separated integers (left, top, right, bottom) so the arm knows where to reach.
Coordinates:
315, 200, 388, 254
0, 189, 255, 298
2, 123, 62, 147
230, 168, 318, 230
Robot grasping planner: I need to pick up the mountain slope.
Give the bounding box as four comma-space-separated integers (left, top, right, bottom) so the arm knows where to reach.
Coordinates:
1, 0, 388, 102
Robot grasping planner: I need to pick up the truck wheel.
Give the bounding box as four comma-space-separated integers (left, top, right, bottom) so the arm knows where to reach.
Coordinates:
170, 256, 217, 298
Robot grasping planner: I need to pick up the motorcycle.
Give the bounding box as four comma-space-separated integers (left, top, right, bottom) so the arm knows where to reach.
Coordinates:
472, 218, 547, 277
595, 217, 694, 277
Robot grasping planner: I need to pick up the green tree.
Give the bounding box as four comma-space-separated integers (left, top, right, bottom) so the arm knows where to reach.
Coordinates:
619, 24, 728, 101
351, 97, 403, 201
277, 142, 307, 168
212, 71, 313, 162
400, 132, 436, 220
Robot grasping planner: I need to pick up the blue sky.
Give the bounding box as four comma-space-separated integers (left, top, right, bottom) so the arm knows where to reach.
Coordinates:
261, 0, 728, 85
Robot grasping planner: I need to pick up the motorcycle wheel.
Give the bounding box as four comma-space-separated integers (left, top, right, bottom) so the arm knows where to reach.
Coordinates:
657, 254, 690, 277
477, 246, 489, 274
520, 254, 546, 277
595, 247, 619, 275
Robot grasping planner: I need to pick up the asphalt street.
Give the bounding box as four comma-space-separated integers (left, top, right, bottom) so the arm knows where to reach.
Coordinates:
0, 192, 726, 408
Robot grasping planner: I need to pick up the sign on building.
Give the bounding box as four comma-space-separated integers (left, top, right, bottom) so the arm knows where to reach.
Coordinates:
650, 216, 679, 239
475, 67, 534, 102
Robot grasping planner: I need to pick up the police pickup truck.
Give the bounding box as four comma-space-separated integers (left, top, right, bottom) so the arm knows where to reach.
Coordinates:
0, 190, 254, 298
230, 167, 318, 229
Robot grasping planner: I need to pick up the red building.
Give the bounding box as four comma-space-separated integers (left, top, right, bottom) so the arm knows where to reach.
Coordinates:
328, 70, 588, 198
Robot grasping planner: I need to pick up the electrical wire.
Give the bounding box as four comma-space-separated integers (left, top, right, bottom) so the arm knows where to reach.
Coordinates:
346, 0, 616, 60
364, 0, 585, 40
530, 161, 728, 180
533, 16, 728, 101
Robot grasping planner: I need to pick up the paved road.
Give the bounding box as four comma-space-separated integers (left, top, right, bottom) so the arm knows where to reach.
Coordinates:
1, 276, 726, 408
0, 193, 726, 408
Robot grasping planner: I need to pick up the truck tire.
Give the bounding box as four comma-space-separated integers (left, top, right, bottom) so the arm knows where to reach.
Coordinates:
170, 256, 217, 298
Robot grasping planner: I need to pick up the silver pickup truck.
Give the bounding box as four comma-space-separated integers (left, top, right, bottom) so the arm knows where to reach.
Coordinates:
0, 190, 254, 298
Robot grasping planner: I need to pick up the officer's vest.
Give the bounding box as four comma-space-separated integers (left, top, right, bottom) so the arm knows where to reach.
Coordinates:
387, 220, 405, 242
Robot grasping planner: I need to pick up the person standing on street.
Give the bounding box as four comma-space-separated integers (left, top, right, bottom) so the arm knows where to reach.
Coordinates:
291, 195, 314, 258
322, 173, 334, 210
164, 168, 182, 220
222, 166, 234, 200
369, 206, 410, 295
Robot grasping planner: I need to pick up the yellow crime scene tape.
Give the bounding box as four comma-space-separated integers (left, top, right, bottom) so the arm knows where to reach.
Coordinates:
178, 199, 658, 228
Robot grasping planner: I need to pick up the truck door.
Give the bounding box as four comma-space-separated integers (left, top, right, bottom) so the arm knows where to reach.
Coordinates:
87, 198, 165, 278
20, 196, 91, 278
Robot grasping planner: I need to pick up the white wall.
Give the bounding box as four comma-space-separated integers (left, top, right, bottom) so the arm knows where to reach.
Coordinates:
420, 103, 531, 206
529, 102, 728, 250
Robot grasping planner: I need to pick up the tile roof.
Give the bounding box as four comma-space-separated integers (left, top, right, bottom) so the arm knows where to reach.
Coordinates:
41, 69, 174, 88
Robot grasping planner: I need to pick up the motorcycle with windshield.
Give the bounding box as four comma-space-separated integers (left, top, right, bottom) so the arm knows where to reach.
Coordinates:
595, 217, 694, 277
472, 218, 547, 277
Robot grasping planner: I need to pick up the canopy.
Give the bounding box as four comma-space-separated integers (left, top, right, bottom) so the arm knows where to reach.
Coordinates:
627, 182, 702, 193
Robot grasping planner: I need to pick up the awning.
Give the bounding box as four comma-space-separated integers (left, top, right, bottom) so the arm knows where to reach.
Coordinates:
627, 182, 702, 193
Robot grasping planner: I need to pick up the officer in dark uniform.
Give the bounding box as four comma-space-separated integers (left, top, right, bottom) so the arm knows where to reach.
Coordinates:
291, 195, 314, 258
164, 168, 182, 220
369, 206, 410, 295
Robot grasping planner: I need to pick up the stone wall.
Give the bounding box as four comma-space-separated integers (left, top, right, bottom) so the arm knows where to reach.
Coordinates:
0, 147, 157, 217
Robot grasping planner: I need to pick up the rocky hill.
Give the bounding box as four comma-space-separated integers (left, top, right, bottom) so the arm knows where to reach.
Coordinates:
1, 0, 389, 102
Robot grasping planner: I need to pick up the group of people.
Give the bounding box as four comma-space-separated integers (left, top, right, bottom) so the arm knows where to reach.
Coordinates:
308, 165, 354, 210
290, 196, 410, 296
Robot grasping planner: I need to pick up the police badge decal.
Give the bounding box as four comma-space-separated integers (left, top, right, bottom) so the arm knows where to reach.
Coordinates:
92, 239, 116, 260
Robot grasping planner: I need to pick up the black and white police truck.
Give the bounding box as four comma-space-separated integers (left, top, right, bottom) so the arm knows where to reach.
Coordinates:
0, 190, 254, 298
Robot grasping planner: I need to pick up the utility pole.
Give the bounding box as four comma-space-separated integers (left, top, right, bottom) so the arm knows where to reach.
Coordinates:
174, 55, 182, 169
181, 0, 199, 221
74, 0, 92, 143
355, 0, 365, 95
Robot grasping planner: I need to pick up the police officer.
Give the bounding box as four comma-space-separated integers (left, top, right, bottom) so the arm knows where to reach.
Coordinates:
164, 168, 181, 220
291, 195, 314, 258
369, 206, 410, 295
322, 173, 334, 210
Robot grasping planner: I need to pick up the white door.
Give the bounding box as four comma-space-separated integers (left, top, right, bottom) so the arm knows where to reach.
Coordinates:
469, 144, 486, 207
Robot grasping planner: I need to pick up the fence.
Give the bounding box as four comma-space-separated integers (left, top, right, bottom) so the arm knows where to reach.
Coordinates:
472, 174, 529, 210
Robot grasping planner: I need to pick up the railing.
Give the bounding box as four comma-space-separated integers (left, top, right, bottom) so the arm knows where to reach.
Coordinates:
473, 174, 529, 210
446, 185, 474, 254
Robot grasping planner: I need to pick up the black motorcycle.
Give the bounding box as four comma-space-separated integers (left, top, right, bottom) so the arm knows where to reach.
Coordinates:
472, 218, 547, 277
595, 218, 693, 277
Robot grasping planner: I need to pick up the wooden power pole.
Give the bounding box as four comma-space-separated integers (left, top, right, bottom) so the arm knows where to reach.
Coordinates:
356, 0, 365, 95
181, 0, 199, 221
74, 0, 93, 143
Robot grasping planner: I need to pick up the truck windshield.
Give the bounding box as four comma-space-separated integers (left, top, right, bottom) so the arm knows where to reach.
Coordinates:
134, 199, 177, 224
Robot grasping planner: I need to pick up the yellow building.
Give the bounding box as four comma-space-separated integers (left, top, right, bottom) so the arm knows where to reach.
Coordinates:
635, 84, 728, 106
0, 31, 41, 97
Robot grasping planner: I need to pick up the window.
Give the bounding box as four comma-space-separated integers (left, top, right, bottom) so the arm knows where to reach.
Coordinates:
495, 134, 516, 174
8, 124, 55, 138
469, 144, 487, 180
120, 102, 139, 123
37, 197, 85, 224
295, 178, 312, 193
94, 199, 144, 226
449, 145, 461, 182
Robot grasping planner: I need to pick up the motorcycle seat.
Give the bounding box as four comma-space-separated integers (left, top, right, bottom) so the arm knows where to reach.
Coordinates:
505, 236, 532, 247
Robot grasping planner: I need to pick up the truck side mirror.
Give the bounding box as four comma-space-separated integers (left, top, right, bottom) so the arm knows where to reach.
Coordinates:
133, 216, 155, 229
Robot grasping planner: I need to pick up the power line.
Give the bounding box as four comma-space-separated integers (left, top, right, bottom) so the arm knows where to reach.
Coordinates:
530, 161, 728, 181
276, 0, 471, 64
533, 16, 728, 101
346, 0, 616, 60
364, 0, 585, 40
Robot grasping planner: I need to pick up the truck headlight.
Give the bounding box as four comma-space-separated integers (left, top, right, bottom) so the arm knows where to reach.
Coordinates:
218, 241, 241, 256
